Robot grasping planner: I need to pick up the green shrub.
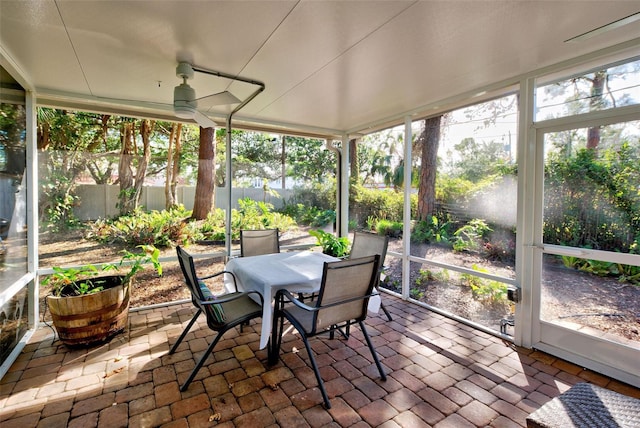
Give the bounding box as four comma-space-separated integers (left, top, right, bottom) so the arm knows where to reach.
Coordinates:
197, 199, 298, 241
278, 203, 334, 227
311, 209, 336, 227
415, 269, 435, 286
560, 255, 640, 285
452, 219, 492, 252
286, 182, 336, 211
375, 219, 402, 237
195, 209, 227, 241
87, 206, 191, 247
309, 229, 350, 257
349, 185, 412, 228
411, 215, 452, 244
41, 175, 81, 232
460, 265, 507, 304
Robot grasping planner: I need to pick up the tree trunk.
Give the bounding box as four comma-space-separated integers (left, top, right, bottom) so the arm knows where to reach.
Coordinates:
171, 124, 183, 207
165, 123, 181, 209
165, 125, 175, 209
192, 127, 216, 220
118, 122, 135, 215
349, 138, 358, 186
587, 71, 606, 151
132, 119, 153, 206
88, 115, 112, 184
417, 116, 441, 221
37, 122, 50, 150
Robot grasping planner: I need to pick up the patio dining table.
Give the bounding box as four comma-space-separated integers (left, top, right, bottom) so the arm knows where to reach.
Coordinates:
224, 250, 381, 349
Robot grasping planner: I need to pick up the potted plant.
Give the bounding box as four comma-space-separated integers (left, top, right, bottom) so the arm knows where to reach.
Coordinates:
42, 245, 162, 346
309, 229, 350, 258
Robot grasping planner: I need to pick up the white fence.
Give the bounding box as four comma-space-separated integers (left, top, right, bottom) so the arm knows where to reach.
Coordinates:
73, 184, 293, 220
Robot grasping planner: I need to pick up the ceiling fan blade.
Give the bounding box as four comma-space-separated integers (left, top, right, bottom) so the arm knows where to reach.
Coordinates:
197, 91, 241, 107
193, 110, 218, 129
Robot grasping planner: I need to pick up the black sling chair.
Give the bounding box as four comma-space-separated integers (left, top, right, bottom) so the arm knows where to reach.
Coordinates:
268, 254, 387, 409
170, 246, 263, 391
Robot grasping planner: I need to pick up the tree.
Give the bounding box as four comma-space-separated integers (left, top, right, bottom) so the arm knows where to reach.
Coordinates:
285, 136, 336, 183
192, 126, 216, 220
132, 119, 153, 205
37, 109, 107, 228
542, 61, 640, 151
349, 138, 358, 186
117, 121, 135, 215
117, 119, 155, 215
164, 123, 183, 209
417, 116, 441, 221
447, 137, 508, 182
587, 70, 606, 150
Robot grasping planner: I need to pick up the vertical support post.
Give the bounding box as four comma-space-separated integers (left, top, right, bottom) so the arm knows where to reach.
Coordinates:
281, 136, 286, 189
225, 116, 232, 257
26, 90, 38, 327
340, 134, 350, 237
517, 77, 537, 348
402, 116, 412, 300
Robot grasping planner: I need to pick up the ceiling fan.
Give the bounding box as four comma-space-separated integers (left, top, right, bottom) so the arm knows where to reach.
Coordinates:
172, 62, 241, 128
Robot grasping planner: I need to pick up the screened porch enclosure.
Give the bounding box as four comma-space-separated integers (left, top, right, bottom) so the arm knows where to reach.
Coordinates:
1, 1, 640, 392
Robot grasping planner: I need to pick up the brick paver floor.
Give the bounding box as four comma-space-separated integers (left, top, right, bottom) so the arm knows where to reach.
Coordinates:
1, 294, 639, 427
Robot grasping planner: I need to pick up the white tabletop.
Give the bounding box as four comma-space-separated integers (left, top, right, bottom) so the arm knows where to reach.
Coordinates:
224, 251, 338, 349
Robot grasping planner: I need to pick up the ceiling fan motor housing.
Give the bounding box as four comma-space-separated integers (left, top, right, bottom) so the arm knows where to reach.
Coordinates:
173, 82, 197, 118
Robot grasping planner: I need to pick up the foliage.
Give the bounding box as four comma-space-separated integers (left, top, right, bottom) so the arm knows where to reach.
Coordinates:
452, 219, 492, 252
310, 209, 336, 227
43, 264, 105, 296
87, 206, 191, 247
411, 215, 452, 244
375, 219, 402, 237
444, 137, 511, 183
230, 130, 281, 186
435, 175, 475, 206
544, 145, 640, 253
285, 136, 337, 183
482, 232, 516, 262
415, 269, 435, 287
234, 198, 297, 232
43, 245, 162, 297
561, 254, 640, 286
309, 229, 350, 257
285, 181, 336, 212
194, 199, 297, 241
193, 209, 226, 241
349, 184, 412, 229
359, 128, 415, 189
40, 174, 81, 231
460, 265, 507, 304
119, 245, 163, 285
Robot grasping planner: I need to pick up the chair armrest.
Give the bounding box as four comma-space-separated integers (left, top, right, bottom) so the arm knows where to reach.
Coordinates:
199, 270, 238, 292
276, 289, 375, 312
200, 289, 263, 306
276, 289, 317, 312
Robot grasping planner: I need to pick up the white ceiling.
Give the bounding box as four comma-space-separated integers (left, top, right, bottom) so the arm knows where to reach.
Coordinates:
1, 1, 640, 137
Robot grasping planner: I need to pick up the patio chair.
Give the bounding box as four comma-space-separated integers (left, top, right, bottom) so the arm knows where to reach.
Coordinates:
170, 246, 263, 391
240, 228, 280, 257
349, 231, 393, 321
268, 254, 386, 409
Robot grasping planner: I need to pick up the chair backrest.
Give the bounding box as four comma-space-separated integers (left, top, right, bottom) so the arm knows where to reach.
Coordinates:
177, 246, 230, 328
313, 255, 379, 331
240, 229, 280, 257
349, 231, 388, 267
176, 246, 206, 308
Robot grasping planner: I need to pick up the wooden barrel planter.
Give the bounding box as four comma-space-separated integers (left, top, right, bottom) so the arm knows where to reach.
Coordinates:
46, 275, 130, 346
